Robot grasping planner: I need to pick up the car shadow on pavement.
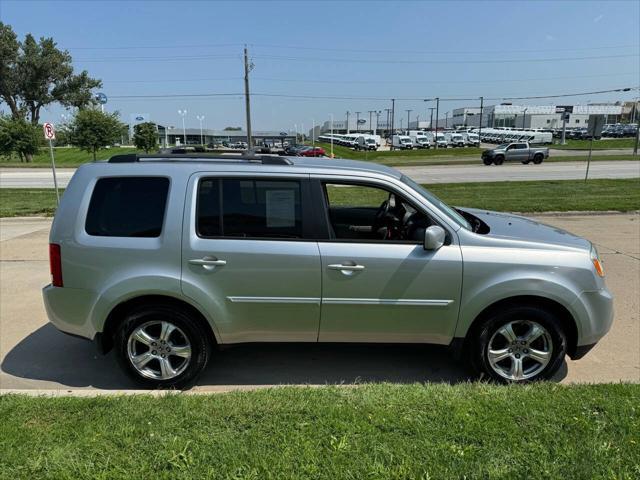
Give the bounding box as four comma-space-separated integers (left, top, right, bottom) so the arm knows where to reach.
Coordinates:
1, 324, 567, 390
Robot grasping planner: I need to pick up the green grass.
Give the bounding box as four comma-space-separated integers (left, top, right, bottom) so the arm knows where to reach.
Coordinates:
0, 188, 62, 217
0, 146, 141, 167
2, 178, 638, 218
1, 384, 639, 479
553, 138, 636, 150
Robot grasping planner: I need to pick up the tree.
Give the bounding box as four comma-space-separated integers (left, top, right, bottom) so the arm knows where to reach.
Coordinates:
0, 116, 41, 162
133, 122, 158, 153
0, 22, 101, 125
67, 109, 124, 161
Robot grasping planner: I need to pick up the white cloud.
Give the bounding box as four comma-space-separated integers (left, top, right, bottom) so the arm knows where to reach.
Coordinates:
593, 14, 604, 23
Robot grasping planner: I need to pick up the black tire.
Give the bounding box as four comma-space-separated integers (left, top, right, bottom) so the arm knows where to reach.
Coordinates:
469, 305, 567, 383
482, 157, 493, 165
494, 155, 504, 165
533, 153, 544, 164
521, 159, 531, 164
115, 305, 212, 389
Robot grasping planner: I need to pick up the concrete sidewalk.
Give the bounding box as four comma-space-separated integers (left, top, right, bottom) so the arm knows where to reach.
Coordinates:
0, 214, 638, 393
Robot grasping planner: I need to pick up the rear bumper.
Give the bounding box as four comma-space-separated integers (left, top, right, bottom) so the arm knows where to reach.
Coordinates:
42, 284, 99, 340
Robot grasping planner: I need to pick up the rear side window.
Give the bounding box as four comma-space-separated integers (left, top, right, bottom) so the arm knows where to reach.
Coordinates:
197, 178, 302, 239
86, 177, 169, 237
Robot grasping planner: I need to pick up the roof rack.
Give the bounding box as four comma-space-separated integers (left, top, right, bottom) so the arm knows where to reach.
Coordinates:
108, 152, 293, 165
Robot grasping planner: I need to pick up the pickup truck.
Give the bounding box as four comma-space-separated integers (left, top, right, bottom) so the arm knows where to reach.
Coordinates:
481, 142, 549, 165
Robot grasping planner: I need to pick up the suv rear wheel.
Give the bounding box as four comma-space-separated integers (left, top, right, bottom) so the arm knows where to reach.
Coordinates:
115, 305, 211, 388
470, 305, 567, 383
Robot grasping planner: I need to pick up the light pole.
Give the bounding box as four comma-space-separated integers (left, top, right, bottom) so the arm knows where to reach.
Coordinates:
368, 110, 375, 133
345, 111, 350, 134
384, 108, 391, 139
434, 97, 440, 149
445, 111, 449, 128
478, 96, 484, 143
406, 109, 412, 133
196, 115, 205, 146
429, 107, 435, 130
294, 123, 298, 145
522, 108, 528, 129
312, 118, 315, 148
178, 109, 187, 146
374, 110, 381, 136
355, 111, 361, 132
329, 113, 334, 158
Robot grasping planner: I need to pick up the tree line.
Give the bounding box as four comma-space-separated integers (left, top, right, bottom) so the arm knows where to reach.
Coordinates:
0, 22, 158, 161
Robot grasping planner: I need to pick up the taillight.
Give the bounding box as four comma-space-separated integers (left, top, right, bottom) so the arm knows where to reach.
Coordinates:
49, 243, 63, 287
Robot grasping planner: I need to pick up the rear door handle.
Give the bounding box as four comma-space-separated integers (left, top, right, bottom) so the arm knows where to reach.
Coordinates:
189, 257, 227, 269
328, 263, 365, 272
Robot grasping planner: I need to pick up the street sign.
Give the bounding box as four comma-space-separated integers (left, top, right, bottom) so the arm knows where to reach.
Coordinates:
555, 105, 574, 114
95, 92, 108, 104
588, 115, 605, 138
43, 122, 56, 140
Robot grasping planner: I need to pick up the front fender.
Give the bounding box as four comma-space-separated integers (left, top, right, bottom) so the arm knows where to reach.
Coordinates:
454, 274, 585, 339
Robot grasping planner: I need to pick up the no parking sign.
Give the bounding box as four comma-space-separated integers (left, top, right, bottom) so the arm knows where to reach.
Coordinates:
43, 122, 56, 140
42, 122, 60, 204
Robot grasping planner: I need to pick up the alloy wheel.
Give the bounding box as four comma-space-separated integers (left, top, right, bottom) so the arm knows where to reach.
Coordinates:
127, 320, 192, 380
487, 320, 553, 381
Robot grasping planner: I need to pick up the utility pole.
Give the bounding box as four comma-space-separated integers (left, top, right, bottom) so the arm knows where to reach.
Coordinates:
406, 109, 412, 133
355, 111, 361, 132
434, 97, 439, 149
384, 108, 391, 139
346, 111, 350, 134
374, 111, 381, 136
391, 98, 395, 139
634, 100, 639, 155
478, 96, 484, 142
429, 107, 435, 130
243, 45, 254, 148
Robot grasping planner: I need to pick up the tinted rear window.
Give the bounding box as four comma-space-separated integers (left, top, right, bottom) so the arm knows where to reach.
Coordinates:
197, 178, 302, 239
86, 177, 169, 237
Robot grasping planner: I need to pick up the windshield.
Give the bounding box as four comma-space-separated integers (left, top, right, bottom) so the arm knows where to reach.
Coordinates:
495, 143, 509, 149
400, 175, 472, 230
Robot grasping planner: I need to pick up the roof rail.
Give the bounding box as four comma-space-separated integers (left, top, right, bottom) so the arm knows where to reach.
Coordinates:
107, 153, 293, 165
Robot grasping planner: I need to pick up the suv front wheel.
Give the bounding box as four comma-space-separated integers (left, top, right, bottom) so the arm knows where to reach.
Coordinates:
471, 305, 567, 383
115, 305, 211, 388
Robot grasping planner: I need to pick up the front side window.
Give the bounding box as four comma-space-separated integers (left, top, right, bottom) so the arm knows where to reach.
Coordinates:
323, 182, 432, 242
197, 178, 302, 239
85, 177, 169, 237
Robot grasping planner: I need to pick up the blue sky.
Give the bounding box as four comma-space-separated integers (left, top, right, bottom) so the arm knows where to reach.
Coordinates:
1, 0, 638, 131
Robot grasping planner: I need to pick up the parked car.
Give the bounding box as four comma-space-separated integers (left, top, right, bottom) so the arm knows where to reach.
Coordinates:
43, 152, 613, 387
481, 142, 549, 165
298, 146, 326, 157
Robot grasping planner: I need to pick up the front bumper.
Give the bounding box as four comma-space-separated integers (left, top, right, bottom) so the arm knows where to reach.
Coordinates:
573, 287, 614, 349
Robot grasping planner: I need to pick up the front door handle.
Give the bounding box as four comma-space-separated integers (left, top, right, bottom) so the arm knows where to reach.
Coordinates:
189, 257, 227, 270
328, 263, 365, 272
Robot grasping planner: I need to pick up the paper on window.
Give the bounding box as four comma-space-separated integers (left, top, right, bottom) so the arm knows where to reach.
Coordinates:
265, 189, 296, 228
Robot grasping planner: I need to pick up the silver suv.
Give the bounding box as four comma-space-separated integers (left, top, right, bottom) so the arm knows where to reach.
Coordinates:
43, 153, 613, 387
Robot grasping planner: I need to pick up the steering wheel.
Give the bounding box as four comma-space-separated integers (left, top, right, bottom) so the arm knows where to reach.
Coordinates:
373, 195, 402, 239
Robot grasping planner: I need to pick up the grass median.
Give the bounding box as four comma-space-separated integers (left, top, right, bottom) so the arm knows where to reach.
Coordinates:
3, 178, 638, 218
1, 383, 639, 479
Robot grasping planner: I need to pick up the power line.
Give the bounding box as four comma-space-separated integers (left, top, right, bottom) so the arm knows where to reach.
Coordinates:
101, 72, 638, 86
66, 41, 638, 55
254, 53, 637, 65
107, 86, 638, 102
75, 54, 240, 63
249, 42, 639, 55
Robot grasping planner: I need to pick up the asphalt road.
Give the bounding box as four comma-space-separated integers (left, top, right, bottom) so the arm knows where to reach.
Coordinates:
0, 214, 638, 393
1, 160, 639, 188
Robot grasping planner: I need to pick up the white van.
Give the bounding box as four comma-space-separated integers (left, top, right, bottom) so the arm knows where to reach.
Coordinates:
392, 135, 413, 150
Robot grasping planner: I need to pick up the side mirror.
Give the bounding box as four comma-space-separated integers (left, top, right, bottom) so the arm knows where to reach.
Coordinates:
424, 225, 446, 251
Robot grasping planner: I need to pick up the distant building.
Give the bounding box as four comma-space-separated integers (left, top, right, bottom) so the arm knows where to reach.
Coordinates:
154, 127, 295, 147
